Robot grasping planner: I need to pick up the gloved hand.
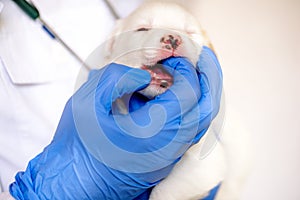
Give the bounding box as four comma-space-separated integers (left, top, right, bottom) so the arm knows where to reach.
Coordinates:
9, 46, 222, 200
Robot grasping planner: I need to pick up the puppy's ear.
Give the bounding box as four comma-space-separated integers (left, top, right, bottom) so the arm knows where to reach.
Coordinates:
104, 19, 125, 60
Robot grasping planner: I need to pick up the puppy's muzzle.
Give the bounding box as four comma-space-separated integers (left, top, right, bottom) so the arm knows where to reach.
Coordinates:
160, 34, 182, 50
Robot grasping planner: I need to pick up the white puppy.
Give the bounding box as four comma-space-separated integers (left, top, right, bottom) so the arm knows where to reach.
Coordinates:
103, 0, 208, 100
96, 1, 251, 200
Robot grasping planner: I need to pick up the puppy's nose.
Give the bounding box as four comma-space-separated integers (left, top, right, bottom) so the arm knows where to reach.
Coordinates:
160, 34, 182, 50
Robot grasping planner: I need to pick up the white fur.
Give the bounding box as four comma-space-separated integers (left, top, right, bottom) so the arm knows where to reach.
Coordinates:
104, 1, 204, 68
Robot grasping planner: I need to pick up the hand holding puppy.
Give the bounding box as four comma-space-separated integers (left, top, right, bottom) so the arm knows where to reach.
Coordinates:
9, 47, 222, 200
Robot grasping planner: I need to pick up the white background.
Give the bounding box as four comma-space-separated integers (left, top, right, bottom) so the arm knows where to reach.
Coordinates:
186, 0, 300, 199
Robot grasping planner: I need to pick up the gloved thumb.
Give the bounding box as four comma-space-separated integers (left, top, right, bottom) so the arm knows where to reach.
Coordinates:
140, 57, 200, 120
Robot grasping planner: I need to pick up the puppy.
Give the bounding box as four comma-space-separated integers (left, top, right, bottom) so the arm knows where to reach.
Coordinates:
103, 0, 210, 99
95, 0, 251, 199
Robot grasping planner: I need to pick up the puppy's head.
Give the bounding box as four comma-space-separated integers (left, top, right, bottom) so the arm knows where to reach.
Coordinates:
106, 1, 204, 98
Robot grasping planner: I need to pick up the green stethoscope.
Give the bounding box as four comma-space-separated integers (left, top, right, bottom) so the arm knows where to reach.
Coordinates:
10, 0, 120, 70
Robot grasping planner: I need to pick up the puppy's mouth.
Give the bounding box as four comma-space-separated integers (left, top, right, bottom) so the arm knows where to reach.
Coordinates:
141, 62, 173, 90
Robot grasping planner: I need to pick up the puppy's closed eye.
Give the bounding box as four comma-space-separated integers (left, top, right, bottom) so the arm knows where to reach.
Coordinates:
136, 27, 150, 32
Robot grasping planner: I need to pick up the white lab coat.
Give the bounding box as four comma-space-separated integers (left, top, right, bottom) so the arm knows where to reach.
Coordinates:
0, 0, 143, 192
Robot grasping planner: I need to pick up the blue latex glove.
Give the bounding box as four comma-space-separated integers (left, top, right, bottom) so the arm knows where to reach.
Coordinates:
201, 184, 221, 200
9, 46, 222, 200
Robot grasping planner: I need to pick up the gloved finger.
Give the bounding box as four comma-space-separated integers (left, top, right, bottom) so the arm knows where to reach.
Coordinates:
84, 63, 151, 113
179, 72, 216, 133
196, 46, 223, 117
178, 48, 223, 143
142, 57, 201, 120
88, 69, 100, 80
161, 57, 201, 99
170, 75, 218, 147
